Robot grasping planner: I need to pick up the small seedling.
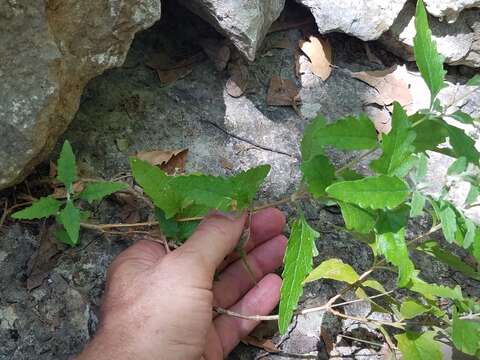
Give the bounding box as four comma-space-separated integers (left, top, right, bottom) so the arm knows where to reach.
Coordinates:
11, 141, 128, 245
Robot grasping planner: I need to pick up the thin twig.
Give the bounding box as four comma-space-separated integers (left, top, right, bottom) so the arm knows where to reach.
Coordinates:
338, 334, 385, 348
336, 148, 379, 175
201, 119, 299, 159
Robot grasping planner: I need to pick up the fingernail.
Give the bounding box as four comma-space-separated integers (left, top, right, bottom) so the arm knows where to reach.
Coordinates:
206, 210, 246, 221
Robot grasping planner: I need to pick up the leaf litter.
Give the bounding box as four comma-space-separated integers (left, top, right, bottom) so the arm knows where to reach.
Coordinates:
299, 35, 332, 81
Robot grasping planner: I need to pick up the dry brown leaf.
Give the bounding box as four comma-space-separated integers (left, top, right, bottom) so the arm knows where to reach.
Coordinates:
136, 149, 188, 175
351, 65, 413, 108
146, 53, 203, 85
266, 75, 299, 106
226, 62, 249, 98
320, 326, 335, 355
52, 181, 85, 199
299, 36, 332, 81
49, 161, 57, 178
365, 105, 392, 135
241, 336, 280, 353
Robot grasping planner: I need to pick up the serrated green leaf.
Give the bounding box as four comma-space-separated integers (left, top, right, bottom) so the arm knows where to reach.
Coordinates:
448, 157, 468, 175
301, 155, 335, 198
154, 207, 179, 239
410, 118, 447, 153
58, 200, 81, 245
446, 125, 480, 165
301, 116, 327, 161
304, 258, 359, 284
79, 181, 128, 203
130, 157, 182, 218
395, 331, 443, 360
451, 111, 474, 124
410, 191, 426, 217
413, 0, 446, 103
279, 215, 319, 334
452, 308, 480, 356
431, 200, 457, 243
57, 140, 77, 192
326, 175, 410, 210
371, 103, 416, 176
54, 227, 76, 246
466, 184, 479, 205
11, 197, 61, 220
408, 275, 463, 300
400, 299, 431, 319
339, 201, 376, 233
376, 208, 414, 287
229, 165, 271, 207
474, 230, 480, 262
467, 74, 480, 86
309, 114, 378, 152
417, 240, 480, 281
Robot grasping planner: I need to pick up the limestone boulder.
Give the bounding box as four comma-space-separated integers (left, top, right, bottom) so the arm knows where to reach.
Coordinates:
380, 1, 480, 67
176, 0, 285, 61
294, 0, 408, 41
0, 0, 161, 190
425, 0, 480, 22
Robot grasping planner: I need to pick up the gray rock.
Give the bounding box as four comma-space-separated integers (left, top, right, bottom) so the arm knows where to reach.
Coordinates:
380, 1, 480, 67
0, 0, 161, 190
176, 0, 285, 61
425, 0, 480, 22
294, 0, 408, 41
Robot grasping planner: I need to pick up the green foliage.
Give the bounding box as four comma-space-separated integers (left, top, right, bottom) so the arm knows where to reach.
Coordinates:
452, 309, 480, 356
326, 175, 409, 210
304, 258, 359, 284
57, 140, 77, 192
395, 331, 443, 360
417, 241, 480, 281
80, 182, 128, 203
300, 155, 335, 198
304, 115, 377, 158
58, 200, 81, 245
467, 74, 480, 86
279, 215, 319, 334
370, 103, 415, 176
11, 140, 127, 246
410, 118, 447, 152
400, 299, 432, 319
413, 0, 446, 103
339, 202, 376, 234
11, 196, 61, 220
446, 125, 480, 165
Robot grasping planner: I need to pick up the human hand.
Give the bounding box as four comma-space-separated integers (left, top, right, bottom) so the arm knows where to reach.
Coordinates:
78, 208, 287, 360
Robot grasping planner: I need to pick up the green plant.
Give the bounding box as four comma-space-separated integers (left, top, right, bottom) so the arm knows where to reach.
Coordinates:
10, 0, 480, 357
11, 140, 128, 245
126, 0, 480, 357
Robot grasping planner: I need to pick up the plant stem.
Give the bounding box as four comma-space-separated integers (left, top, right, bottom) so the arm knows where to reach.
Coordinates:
335, 148, 378, 175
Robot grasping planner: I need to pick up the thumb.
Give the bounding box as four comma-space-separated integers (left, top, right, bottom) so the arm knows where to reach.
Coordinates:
176, 211, 247, 275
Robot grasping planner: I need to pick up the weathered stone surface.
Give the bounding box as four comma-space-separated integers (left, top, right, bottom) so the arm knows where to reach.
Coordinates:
294, 0, 408, 41
425, 0, 480, 22
176, 0, 285, 61
380, 1, 480, 67
0, 0, 161, 190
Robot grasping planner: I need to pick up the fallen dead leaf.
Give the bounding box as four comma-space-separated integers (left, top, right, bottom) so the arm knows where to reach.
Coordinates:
136, 149, 188, 175
365, 105, 392, 135
226, 62, 249, 98
320, 326, 335, 355
52, 181, 85, 199
199, 38, 230, 71
146, 53, 203, 85
241, 336, 280, 353
299, 36, 332, 81
351, 65, 413, 109
49, 161, 57, 178
266, 75, 300, 106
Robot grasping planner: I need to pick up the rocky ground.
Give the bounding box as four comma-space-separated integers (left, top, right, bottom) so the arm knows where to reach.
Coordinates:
1, 1, 479, 359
